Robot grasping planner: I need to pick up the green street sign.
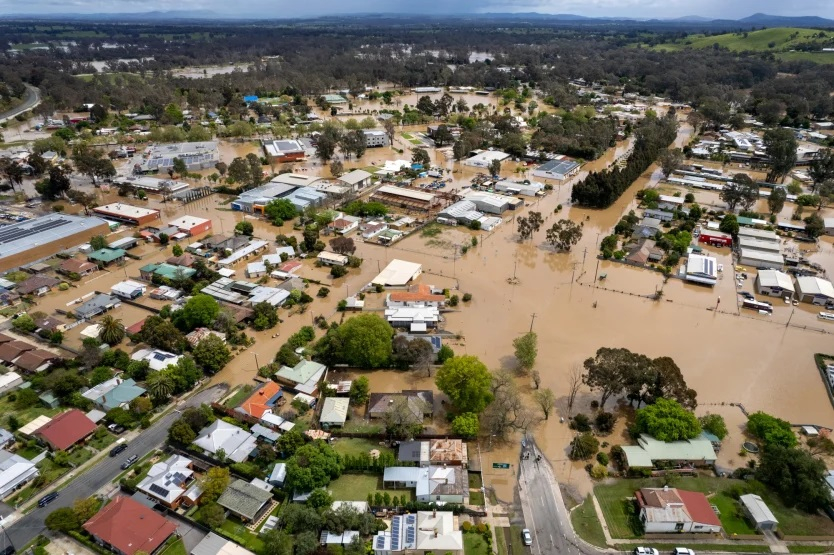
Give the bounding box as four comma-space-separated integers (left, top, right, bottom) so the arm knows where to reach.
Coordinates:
493, 463, 510, 469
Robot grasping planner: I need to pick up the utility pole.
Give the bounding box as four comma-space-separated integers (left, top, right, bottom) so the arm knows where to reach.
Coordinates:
253, 352, 260, 370
582, 247, 587, 272
529, 313, 537, 333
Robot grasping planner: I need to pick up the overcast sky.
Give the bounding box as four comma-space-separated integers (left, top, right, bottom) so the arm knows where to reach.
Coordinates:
0, 0, 831, 18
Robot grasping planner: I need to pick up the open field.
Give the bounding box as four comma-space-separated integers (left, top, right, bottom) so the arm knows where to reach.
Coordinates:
327, 473, 413, 502
653, 28, 825, 52
331, 437, 392, 459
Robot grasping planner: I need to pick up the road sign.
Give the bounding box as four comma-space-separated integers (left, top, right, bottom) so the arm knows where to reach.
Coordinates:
493, 462, 510, 469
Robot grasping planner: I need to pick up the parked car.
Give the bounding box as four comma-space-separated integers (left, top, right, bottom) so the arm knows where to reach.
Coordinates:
110, 443, 128, 457
522, 529, 532, 546
121, 454, 138, 470
108, 423, 126, 434
674, 548, 695, 555
635, 548, 659, 555
37, 492, 59, 508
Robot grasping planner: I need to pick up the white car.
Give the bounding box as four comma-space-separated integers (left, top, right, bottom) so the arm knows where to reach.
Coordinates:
522, 529, 532, 546
674, 548, 696, 555
634, 548, 659, 555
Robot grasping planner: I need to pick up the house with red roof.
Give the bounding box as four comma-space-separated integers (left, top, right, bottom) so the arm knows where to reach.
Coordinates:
35, 409, 97, 451
83, 496, 177, 555
636, 486, 722, 533
235, 381, 283, 420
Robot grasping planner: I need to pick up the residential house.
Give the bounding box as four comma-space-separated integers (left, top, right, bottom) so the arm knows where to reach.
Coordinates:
138, 263, 196, 282
273, 360, 327, 395
361, 222, 388, 240
59, 258, 97, 277
83, 496, 178, 555
87, 248, 127, 267
0, 371, 22, 395
658, 195, 685, 211
168, 216, 213, 237
0, 450, 38, 499
18, 415, 52, 438
740, 494, 779, 532
382, 466, 469, 504
217, 478, 273, 522
0, 429, 12, 450
636, 487, 722, 533
130, 348, 182, 372
386, 284, 446, 308
0, 341, 35, 365
634, 217, 662, 239
398, 441, 430, 467
16, 276, 60, 296
34, 316, 65, 334
75, 294, 120, 319
621, 434, 717, 470
368, 391, 433, 420
185, 328, 226, 348
626, 239, 663, 265
13, 349, 59, 373
191, 533, 256, 555
82, 377, 146, 411
414, 511, 463, 555
384, 306, 440, 332
643, 209, 675, 222
35, 409, 97, 451
331, 216, 360, 235
319, 397, 349, 428
137, 454, 195, 509
235, 381, 284, 420
251, 424, 280, 444
166, 253, 197, 268
110, 280, 147, 300
194, 420, 258, 463
320, 531, 361, 547
429, 439, 468, 466
317, 251, 349, 267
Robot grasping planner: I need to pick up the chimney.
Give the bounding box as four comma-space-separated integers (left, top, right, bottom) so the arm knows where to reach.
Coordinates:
434, 529, 438, 538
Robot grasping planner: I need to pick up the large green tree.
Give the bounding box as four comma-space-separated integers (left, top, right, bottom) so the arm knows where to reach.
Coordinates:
333, 314, 394, 368
435, 355, 494, 414
634, 398, 701, 442
192, 334, 231, 374
98, 314, 125, 346
285, 441, 343, 492
757, 445, 830, 512
764, 127, 798, 183
173, 294, 219, 332
747, 411, 797, 449
512, 332, 538, 373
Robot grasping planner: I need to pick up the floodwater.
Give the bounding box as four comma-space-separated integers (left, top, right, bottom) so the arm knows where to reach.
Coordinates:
19, 114, 834, 502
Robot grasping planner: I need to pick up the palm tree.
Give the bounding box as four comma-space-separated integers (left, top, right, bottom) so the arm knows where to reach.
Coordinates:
98, 315, 125, 346
145, 372, 174, 402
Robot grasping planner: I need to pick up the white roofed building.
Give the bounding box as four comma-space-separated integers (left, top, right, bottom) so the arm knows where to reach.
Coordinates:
755, 270, 795, 299
685, 254, 718, 286
372, 260, 422, 286
796, 276, 834, 305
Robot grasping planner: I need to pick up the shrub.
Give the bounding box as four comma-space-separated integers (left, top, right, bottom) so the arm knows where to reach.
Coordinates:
596, 452, 609, 466
330, 265, 348, 278
449, 295, 459, 307
571, 413, 591, 432
590, 464, 607, 479
462, 293, 472, 302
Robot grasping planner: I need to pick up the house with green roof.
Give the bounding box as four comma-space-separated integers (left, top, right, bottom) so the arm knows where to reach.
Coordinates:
217, 478, 273, 522
621, 433, 717, 470
322, 94, 347, 104
274, 359, 327, 396
82, 377, 146, 411
139, 263, 196, 282
87, 248, 126, 266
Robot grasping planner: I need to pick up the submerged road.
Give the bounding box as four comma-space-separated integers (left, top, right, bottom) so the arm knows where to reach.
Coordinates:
3, 385, 225, 550
0, 84, 40, 123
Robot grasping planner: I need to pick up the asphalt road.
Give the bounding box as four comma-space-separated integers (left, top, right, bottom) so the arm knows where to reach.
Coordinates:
3, 385, 226, 550
0, 84, 41, 124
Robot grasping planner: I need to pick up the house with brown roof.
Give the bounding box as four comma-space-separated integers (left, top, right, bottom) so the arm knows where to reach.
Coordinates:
0, 341, 35, 365
13, 349, 60, 373
16, 276, 60, 296
166, 253, 196, 267
386, 284, 446, 308
83, 496, 177, 555
59, 258, 97, 277
626, 239, 663, 265
34, 316, 65, 334
367, 390, 433, 420
235, 381, 283, 420
429, 439, 468, 466
636, 486, 722, 534
35, 409, 97, 451
330, 216, 360, 235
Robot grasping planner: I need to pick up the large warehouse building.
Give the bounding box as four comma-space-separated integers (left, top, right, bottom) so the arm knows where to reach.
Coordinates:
0, 214, 110, 272
93, 203, 161, 226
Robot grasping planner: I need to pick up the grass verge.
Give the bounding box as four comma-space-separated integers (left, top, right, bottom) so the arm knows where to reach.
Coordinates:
571, 495, 608, 548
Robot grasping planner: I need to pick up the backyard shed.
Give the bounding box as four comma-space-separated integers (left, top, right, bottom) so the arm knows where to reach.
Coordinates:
739, 494, 778, 531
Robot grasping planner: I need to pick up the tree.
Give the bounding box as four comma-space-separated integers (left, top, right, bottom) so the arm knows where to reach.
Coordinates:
721, 174, 759, 212
658, 148, 684, 179
199, 502, 227, 529
805, 212, 825, 239
416, 96, 435, 116
98, 314, 125, 345
264, 199, 297, 222
201, 466, 230, 502
234, 221, 254, 236
436, 356, 494, 414
227, 157, 251, 184
383, 396, 425, 439
699, 413, 728, 440
411, 147, 430, 167
193, 334, 231, 374
45, 507, 80, 532
513, 332, 537, 373
146, 371, 175, 402
437, 344, 454, 364
349, 376, 370, 406
277, 428, 306, 457
488, 158, 502, 177
747, 411, 797, 448
569, 433, 599, 460
635, 398, 701, 442
66, 189, 98, 215
719, 214, 740, 236
276, 503, 323, 534
252, 302, 279, 331
809, 149, 834, 192
168, 418, 197, 444
14, 387, 39, 410
138, 316, 186, 353
329, 236, 356, 255
72, 496, 100, 522
451, 412, 479, 438
764, 128, 798, 183
37, 164, 71, 200
433, 125, 454, 147
285, 441, 343, 492
130, 396, 152, 415
383, 119, 396, 147
546, 219, 583, 251
261, 530, 293, 555
329, 160, 344, 177
567, 364, 582, 417
533, 388, 556, 420
172, 157, 188, 176
517, 211, 543, 242
768, 186, 787, 215
294, 531, 320, 555
582, 347, 640, 408
173, 294, 220, 332
757, 445, 830, 512
12, 313, 36, 333
334, 314, 394, 368
172, 244, 184, 257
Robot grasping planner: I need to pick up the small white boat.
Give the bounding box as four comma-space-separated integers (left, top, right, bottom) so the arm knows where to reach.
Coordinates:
819, 312, 834, 322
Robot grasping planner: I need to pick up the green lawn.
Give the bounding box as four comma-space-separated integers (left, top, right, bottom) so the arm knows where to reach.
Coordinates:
468, 473, 483, 489
223, 385, 254, 409
327, 474, 413, 502
159, 539, 187, 555
339, 421, 384, 434
787, 546, 834, 554
88, 429, 117, 452
0, 393, 62, 428
571, 495, 608, 548
217, 517, 264, 553
331, 438, 392, 459
469, 491, 485, 506
16, 445, 44, 460
620, 544, 770, 553
506, 526, 527, 555
711, 493, 757, 535
401, 133, 413, 139
464, 533, 490, 555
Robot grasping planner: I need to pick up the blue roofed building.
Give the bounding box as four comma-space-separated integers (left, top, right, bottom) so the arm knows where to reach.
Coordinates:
82, 377, 146, 411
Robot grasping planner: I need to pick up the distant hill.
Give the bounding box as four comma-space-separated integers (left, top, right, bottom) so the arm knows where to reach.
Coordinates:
0, 10, 222, 21
738, 13, 834, 27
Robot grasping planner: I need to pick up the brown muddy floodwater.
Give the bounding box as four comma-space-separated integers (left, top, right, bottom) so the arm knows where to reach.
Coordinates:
24, 116, 834, 502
